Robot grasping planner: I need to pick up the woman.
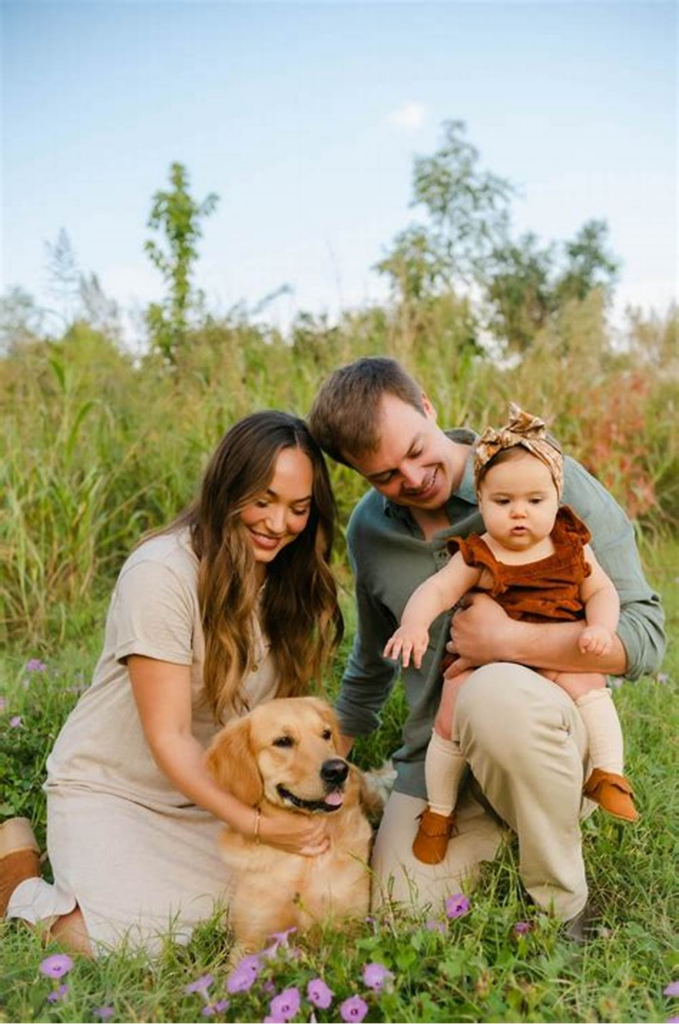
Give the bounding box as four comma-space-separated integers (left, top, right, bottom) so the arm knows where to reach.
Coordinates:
0, 411, 343, 955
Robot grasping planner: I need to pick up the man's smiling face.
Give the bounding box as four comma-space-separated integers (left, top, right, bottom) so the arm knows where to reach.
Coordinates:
344, 393, 458, 511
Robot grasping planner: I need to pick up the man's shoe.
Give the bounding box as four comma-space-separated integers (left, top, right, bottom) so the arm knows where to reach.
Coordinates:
583, 769, 639, 822
0, 817, 41, 917
563, 900, 599, 944
412, 808, 456, 864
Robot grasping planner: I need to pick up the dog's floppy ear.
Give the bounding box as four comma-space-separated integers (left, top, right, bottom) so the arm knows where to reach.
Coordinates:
206, 717, 264, 807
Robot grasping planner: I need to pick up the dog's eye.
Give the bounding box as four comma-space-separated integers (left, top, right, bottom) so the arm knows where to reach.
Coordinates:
322, 728, 332, 741
273, 735, 294, 748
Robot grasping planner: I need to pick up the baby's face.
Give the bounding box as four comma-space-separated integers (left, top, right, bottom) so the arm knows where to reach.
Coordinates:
477, 453, 559, 551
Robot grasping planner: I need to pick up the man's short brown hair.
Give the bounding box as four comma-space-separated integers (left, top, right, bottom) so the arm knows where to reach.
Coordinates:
308, 357, 426, 465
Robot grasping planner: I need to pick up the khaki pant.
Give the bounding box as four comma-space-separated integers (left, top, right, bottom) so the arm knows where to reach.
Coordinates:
371, 663, 592, 921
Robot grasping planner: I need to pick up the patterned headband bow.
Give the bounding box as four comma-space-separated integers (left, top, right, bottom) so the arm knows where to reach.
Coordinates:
474, 403, 564, 496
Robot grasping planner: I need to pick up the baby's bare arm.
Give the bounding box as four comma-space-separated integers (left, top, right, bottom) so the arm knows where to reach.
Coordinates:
579, 546, 621, 657
384, 554, 480, 668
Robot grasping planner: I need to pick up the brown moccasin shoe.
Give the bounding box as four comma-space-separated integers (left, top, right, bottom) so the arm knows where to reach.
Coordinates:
583, 769, 639, 822
0, 817, 41, 917
412, 808, 456, 864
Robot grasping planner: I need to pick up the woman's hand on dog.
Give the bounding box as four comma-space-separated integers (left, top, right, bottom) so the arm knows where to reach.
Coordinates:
259, 807, 330, 856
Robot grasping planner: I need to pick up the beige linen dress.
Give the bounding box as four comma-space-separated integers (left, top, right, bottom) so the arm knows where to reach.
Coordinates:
7, 529, 278, 954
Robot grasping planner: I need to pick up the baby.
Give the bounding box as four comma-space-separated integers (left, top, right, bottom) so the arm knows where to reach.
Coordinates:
384, 404, 639, 865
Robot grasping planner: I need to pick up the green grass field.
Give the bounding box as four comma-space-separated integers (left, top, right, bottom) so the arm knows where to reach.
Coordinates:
1, 540, 677, 1024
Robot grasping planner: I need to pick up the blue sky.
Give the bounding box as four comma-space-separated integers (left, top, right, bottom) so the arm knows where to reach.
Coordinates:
2, 1, 677, 339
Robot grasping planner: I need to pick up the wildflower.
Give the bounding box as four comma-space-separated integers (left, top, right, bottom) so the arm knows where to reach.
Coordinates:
46, 984, 69, 1004
39, 953, 73, 979
214, 1001, 229, 1012
657, 673, 669, 684
93, 1008, 114, 1021
269, 987, 301, 1022
513, 921, 532, 935
665, 982, 679, 996
185, 973, 214, 996
445, 893, 471, 919
9, 716, 22, 728
425, 918, 446, 934
226, 953, 260, 994
340, 995, 368, 1022
307, 977, 333, 1009
201, 1008, 216, 1018
27, 659, 47, 672
363, 961, 394, 992
667, 1018, 679, 1023
263, 925, 298, 958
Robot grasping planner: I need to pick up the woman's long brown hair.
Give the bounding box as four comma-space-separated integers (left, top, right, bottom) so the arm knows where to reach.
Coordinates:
164, 412, 343, 721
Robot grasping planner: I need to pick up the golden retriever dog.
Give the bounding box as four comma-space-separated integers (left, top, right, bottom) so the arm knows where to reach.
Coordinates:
206, 696, 377, 951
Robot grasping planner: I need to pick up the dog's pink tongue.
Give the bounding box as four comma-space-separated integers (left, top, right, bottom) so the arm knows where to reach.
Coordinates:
325, 791, 344, 807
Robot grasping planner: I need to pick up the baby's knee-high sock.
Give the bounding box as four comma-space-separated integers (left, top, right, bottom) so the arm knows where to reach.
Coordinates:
425, 730, 467, 817
576, 689, 624, 775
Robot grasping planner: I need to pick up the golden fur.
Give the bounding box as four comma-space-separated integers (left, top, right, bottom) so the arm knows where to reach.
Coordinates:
206, 697, 376, 950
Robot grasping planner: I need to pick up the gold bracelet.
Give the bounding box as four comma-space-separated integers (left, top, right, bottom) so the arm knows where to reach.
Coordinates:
253, 806, 261, 844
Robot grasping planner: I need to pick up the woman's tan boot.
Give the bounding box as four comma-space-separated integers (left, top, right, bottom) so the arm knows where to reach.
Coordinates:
0, 817, 41, 917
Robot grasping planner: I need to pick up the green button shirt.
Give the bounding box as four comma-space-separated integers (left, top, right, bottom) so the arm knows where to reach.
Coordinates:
336, 429, 666, 799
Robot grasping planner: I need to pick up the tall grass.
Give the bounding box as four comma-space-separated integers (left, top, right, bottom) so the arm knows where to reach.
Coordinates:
1, 293, 676, 648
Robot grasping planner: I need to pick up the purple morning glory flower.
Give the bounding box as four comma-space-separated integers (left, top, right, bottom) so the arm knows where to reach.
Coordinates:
226, 954, 260, 994
201, 1007, 216, 1018
27, 659, 47, 672
445, 893, 471, 919
185, 973, 214, 995
363, 961, 394, 992
214, 1001, 229, 1013
263, 925, 298, 958
425, 918, 446, 934
9, 716, 22, 728
340, 995, 369, 1022
307, 977, 333, 1009
93, 1008, 114, 1022
268, 987, 301, 1022
513, 921, 532, 935
667, 1018, 679, 1023
39, 954, 73, 979
46, 984, 69, 1004
665, 982, 679, 996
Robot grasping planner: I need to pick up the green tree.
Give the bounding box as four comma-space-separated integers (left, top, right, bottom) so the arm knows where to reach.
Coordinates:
145, 162, 219, 363
553, 219, 619, 305
45, 228, 81, 326
484, 232, 555, 351
377, 120, 514, 304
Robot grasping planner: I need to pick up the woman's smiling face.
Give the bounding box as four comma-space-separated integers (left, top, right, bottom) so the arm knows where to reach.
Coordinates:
239, 446, 314, 566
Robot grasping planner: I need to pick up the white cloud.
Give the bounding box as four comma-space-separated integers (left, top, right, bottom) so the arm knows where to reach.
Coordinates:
387, 101, 426, 131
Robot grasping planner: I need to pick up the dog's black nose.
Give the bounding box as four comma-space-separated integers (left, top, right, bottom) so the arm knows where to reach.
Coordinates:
320, 758, 349, 786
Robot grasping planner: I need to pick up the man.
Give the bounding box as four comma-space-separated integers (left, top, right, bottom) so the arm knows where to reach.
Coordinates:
308, 357, 664, 932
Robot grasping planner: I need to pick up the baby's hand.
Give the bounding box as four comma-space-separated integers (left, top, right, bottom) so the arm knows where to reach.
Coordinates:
383, 626, 429, 669
579, 624, 614, 657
